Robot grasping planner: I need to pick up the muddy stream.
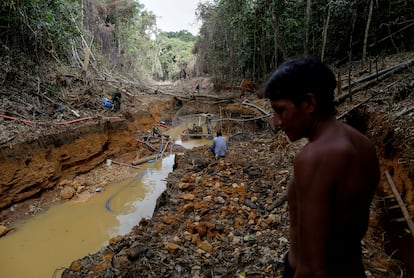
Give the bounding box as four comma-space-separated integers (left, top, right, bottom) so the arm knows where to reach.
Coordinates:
0, 127, 212, 278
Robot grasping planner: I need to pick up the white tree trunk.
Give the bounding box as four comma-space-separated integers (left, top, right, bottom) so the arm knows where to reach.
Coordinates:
362, 0, 374, 67
304, 0, 312, 55
321, 4, 331, 62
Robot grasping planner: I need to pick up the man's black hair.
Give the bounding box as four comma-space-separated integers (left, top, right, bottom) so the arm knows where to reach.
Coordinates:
216, 131, 222, 137
265, 55, 337, 117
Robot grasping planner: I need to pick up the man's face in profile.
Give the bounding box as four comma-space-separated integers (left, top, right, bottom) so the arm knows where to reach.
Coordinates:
270, 98, 311, 142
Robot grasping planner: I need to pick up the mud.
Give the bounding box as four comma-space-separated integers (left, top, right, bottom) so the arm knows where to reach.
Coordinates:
1, 54, 414, 277
0, 95, 175, 226
60, 131, 402, 278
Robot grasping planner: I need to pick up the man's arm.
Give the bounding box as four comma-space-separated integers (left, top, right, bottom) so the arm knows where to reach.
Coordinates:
293, 145, 349, 277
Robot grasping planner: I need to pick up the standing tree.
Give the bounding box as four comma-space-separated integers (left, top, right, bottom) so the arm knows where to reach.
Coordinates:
321, 1, 332, 62
304, 0, 312, 55
362, 0, 374, 67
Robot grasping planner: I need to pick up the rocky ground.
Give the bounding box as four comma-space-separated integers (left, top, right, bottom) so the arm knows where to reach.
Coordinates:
60, 131, 402, 278
1, 52, 414, 277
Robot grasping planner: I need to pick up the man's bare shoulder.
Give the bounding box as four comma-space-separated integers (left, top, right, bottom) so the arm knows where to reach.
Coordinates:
296, 137, 352, 167
293, 125, 355, 189
342, 122, 376, 150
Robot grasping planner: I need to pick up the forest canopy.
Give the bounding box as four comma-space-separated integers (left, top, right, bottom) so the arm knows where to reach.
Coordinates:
195, 0, 414, 85
1, 0, 413, 84
0, 0, 196, 81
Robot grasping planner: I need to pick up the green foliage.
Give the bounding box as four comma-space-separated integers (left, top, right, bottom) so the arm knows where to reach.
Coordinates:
164, 30, 196, 42
370, 0, 414, 53
0, 0, 81, 60
195, 0, 414, 85
2, 0, 411, 84
82, 0, 158, 77
156, 32, 196, 80
85, 0, 195, 80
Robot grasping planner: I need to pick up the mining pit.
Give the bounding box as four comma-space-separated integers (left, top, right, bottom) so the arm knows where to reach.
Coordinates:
1, 63, 414, 277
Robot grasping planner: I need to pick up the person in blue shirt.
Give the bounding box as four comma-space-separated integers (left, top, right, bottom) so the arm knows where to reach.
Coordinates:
210, 131, 228, 160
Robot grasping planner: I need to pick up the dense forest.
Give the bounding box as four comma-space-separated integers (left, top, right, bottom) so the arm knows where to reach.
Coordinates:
0, 0, 196, 82
1, 0, 414, 86
1, 2, 414, 277
196, 0, 414, 86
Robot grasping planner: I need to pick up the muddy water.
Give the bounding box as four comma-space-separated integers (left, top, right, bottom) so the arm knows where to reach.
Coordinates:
168, 123, 213, 150
0, 156, 175, 278
0, 124, 213, 278
0, 122, 211, 278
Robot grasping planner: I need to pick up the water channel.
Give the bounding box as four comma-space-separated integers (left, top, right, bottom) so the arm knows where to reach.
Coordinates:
0, 128, 212, 278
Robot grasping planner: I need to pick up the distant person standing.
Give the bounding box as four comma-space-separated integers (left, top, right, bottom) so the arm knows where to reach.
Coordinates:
210, 131, 227, 160
195, 84, 200, 94
206, 114, 212, 134
112, 89, 121, 112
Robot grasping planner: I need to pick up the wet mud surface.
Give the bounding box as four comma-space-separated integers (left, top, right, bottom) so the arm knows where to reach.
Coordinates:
1, 54, 414, 277
61, 132, 402, 278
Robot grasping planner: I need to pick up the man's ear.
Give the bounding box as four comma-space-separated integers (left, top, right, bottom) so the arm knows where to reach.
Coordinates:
303, 93, 316, 112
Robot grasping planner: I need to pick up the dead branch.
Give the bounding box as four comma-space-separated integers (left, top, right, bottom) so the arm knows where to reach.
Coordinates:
384, 171, 414, 240
215, 114, 272, 122
94, 77, 145, 89
395, 106, 414, 119
28, 87, 80, 118
369, 22, 414, 48
241, 100, 272, 116
335, 59, 414, 104
337, 96, 373, 119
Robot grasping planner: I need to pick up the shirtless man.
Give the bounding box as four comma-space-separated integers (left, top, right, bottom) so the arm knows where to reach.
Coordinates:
264, 56, 380, 277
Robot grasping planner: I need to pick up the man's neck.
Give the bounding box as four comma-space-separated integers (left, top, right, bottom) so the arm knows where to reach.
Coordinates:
308, 116, 336, 142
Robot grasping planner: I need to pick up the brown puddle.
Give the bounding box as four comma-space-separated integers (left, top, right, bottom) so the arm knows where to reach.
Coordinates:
0, 121, 214, 278
0, 156, 174, 278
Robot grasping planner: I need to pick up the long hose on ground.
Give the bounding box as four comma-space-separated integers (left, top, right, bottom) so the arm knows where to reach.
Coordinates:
105, 168, 153, 213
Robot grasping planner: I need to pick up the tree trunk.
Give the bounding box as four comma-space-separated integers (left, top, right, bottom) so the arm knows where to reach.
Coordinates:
321, 4, 331, 62
347, 4, 357, 102
362, 0, 374, 67
304, 0, 312, 55
80, 0, 84, 28
348, 4, 357, 67
272, 9, 281, 68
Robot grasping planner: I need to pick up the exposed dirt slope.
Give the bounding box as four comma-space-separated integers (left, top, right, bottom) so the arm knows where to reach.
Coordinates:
61, 53, 413, 277
1, 52, 413, 277
60, 131, 402, 277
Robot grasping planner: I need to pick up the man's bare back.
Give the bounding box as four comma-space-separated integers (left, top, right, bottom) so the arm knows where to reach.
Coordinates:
264, 56, 380, 277
288, 120, 379, 277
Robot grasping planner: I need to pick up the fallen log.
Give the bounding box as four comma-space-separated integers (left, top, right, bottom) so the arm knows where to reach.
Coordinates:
337, 96, 373, 119
132, 154, 160, 166
241, 100, 272, 116
335, 59, 414, 105
109, 160, 140, 169
384, 170, 414, 240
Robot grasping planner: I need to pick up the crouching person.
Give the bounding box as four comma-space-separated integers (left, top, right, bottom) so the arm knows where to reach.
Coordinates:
210, 131, 228, 160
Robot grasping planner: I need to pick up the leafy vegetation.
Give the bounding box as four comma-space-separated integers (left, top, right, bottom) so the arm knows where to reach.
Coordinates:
0, 0, 196, 81
156, 31, 197, 80
195, 0, 414, 86
0, 0, 81, 61
1, 0, 413, 85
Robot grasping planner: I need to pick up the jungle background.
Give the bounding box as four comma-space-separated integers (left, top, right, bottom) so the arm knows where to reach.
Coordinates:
1, 0, 414, 277
2, 0, 413, 88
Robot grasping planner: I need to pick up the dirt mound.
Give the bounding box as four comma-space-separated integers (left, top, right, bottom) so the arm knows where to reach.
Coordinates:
1, 52, 414, 277
61, 53, 414, 278
61, 132, 401, 278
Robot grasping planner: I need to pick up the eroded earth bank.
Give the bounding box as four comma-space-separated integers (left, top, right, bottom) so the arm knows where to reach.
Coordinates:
1, 55, 414, 277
